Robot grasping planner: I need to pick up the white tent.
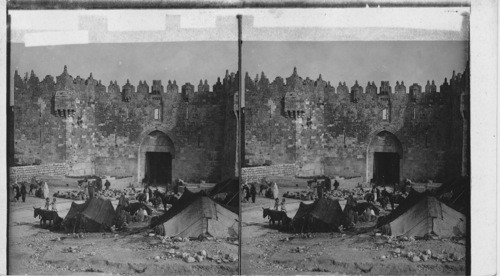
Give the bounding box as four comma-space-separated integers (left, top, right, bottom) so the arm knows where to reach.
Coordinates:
159, 196, 238, 238
389, 196, 466, 237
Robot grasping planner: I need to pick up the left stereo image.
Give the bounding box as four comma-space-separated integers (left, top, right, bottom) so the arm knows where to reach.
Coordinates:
7, 10, 240, 275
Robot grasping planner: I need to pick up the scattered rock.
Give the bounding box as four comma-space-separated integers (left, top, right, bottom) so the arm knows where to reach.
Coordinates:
450, 253, 464, 261
228, 253, 238, 262
394, 248, 401, 254
167, 249, 175, 254
381, 255, 386, 260
186, 256, 196, 263
154, 256, 160, 261
435, 253, 446, 260
412, 256, 421, 262
421, 255, 429, 262
195, 255, 204, 262
199, 250, 207, 257
148, 233, 155, 237
425, 249, 432, 256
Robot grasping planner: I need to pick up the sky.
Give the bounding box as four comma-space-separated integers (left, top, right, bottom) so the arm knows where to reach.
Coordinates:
11, 40, 468, 90
243, 41, 468, 89
10, 42, 238, 87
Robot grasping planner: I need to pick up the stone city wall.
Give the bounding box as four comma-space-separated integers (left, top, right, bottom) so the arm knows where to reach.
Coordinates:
9, 163, 68, 182
242, 164, 297, 183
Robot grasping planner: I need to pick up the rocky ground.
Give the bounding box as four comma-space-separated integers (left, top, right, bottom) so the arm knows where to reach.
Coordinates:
8, 176, 237, 275
241, 176, 466, 275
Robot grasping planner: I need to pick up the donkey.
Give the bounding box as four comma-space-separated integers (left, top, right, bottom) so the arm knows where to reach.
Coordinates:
263, 208, 290, 228
33, 207, 62, 227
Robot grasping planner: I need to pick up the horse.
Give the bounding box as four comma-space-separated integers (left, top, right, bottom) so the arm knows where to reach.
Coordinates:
262, 208, 290, 227
33, 207, 62, 227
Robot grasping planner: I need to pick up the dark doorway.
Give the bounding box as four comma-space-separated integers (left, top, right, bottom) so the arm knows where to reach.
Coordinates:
145, 152, 172, 185
373, 152, 400, 186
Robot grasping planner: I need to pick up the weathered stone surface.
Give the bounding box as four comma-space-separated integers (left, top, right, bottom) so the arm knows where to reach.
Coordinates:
10, 67, 239, 183
244, 67, 469, 182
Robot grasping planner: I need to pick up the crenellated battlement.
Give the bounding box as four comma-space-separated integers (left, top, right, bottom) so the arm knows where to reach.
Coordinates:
13, 65, 238, 114
245, 67, 468, 109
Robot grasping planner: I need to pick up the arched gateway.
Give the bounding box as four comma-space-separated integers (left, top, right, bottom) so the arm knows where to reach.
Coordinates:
366, 131, 403, 185
137, 130, 175, 185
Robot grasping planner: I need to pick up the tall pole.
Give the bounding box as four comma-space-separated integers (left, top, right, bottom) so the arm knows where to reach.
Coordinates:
236, 14, 242, 276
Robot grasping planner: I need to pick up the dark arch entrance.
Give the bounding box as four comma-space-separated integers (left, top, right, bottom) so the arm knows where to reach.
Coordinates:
366, 131, 403, 186
138, 130, 175, 186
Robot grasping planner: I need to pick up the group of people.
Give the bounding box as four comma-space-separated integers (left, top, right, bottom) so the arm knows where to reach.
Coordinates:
11, 177, 51, 203
307, 177, 340, 198
242, 183, 257, 203
44, 197, 58, 212
242, 178, 281, 204
11, 182, 27, 202
273, 197, 287, 213
81, 177, 112, 199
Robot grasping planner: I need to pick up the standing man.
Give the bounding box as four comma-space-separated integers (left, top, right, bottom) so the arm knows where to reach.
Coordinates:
147, 186, 153, 201
95, 177, 103, 192
104, 179, 111, 190
333, 179, 340, 190
243, 183, 251, 202
88, 182, 95, 199
324, 177, 332, 192
13, 183, 20, 202
344, 193, 358, 227
317, 182, 323, 199
250, 183, 257, 203
20, 182, 27, 203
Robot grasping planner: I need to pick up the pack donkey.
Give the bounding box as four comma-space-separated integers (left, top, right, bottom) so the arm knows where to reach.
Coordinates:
263, 208, 291, 230
33, 207, 62, 227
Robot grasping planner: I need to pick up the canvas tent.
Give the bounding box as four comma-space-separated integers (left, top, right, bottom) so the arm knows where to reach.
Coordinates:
208, 177, 239, 212
435, 176, 469, 214
380, 196, 466, 237
150, 188, 238, 238
62, 197, 116, 232
292, 197, 344, 233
